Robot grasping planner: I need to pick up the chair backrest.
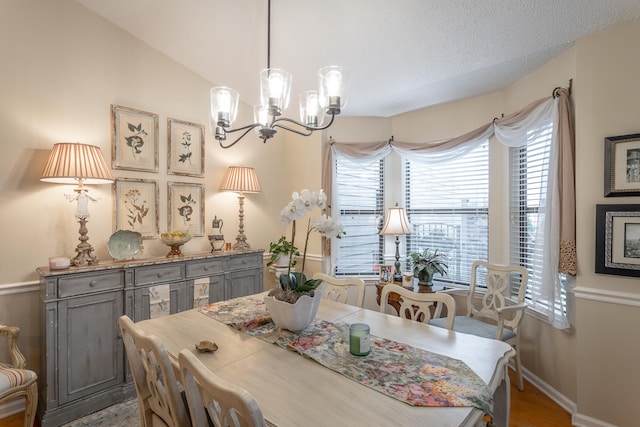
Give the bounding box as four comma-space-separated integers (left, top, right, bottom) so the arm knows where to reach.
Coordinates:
379, 284, 456, 329
178, 349, 266, 427
118, 315, 189, 427
466, 260, 529, 331
312, 272, 365, 307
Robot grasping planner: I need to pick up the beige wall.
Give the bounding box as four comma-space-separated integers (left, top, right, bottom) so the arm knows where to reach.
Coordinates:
3, 1, 640, 425
573, 20, 640, 426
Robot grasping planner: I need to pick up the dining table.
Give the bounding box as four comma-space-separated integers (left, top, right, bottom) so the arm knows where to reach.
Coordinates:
135, 292, 515, 427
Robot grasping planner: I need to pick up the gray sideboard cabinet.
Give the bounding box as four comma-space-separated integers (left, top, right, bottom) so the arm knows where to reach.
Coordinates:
37, 250, 264, 426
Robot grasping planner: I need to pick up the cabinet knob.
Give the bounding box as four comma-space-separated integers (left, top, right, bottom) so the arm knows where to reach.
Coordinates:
203, 266, 209, 271
157, 272, 164, 278
89, 280, 97, 287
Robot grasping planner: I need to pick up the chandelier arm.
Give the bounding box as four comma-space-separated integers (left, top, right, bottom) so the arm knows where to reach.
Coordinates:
272, 112, 337, 134
218, 124, 262, 149
271, 121, 313, 137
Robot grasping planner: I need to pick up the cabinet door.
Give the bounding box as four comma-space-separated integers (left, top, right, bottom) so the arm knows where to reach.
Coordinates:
228, 268, 262, 299
58, 290, 124, 404
192, 275, 226, 308
134, 282, 187, 321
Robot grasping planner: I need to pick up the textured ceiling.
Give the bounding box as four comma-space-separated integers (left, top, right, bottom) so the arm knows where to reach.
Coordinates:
77, 0, 640, 117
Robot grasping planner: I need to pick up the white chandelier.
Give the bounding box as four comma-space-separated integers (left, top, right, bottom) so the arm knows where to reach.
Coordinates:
210, 1, 350, 149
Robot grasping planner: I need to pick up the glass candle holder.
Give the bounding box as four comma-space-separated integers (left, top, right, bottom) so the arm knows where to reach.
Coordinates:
349, 323, 371, 356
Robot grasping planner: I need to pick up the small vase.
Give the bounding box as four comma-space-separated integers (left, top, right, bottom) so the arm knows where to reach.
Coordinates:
264, 289, 323, 332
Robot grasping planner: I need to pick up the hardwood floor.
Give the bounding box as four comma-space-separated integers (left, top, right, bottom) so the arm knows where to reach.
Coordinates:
3, 369, 572, 427
508, 369, 573, 426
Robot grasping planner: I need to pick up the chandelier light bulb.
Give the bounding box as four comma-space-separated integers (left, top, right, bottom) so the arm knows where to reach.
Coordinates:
210, 86, 239, 128
325, 69, 343, 96
300, 90, 323, 127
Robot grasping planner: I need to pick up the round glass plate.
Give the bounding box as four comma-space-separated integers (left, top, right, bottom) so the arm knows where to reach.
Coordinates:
108, 230, 143, 260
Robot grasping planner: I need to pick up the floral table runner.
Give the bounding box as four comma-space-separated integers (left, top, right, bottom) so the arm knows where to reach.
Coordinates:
199, 295, 494, 418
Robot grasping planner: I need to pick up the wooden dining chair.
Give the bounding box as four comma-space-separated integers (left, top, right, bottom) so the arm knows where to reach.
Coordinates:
379, 284, 456, 329
178, 349, 267, 427
429, 260, 529, 391
312, 272, 365, 307
0, 325, 37, 427
118, 315, 190, 427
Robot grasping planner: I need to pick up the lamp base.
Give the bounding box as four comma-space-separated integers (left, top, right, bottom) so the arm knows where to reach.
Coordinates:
70, 217, 98, 266
71, 245, 98, 266
232, 234, 251, 252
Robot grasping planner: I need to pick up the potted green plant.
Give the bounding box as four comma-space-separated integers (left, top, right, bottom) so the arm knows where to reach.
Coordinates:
410, 248, 448, 285
266, 235, 300, 268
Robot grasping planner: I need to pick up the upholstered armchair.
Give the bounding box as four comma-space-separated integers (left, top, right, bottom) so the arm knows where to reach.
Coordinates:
0, 325, 38, 427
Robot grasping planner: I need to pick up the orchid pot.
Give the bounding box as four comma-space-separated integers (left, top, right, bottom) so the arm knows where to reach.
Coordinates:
265, 189, 345, 330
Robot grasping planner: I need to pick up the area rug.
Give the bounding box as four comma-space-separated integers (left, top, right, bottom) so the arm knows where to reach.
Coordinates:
60, 399, 139, 427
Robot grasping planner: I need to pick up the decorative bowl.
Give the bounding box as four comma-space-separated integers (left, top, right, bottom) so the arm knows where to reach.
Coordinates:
160, 231, 192, 258
108, 230, 143, 260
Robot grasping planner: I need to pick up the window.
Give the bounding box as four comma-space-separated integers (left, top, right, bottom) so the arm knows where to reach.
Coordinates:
405, 142, 489, 284
510, 122, 566, 313
334, 157, 384, 276
333, 143, 489, 285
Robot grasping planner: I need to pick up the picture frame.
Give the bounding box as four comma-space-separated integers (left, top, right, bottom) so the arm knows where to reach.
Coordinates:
604, 132, 640, 197
113, 178, 159, 239
595, 204, 640, 277
167, 118, 205, 177
167, 181, 204, 236
377, 264, 393, 283
111, 104, 159, 172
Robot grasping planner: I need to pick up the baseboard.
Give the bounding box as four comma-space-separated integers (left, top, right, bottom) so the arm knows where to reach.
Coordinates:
572, 413, 620, 427
0, 399, 25, 419
520, 365, 577, 415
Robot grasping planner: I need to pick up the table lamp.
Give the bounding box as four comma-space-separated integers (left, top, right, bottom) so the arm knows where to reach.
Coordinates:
380, 204, 412, 282
220, 166, 261, 251
41, 142, 114, 266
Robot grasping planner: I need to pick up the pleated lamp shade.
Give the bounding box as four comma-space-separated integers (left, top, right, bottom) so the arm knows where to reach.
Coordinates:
41, 143, 113, 184
220, 166, 261, 193
380, 206, 412, 235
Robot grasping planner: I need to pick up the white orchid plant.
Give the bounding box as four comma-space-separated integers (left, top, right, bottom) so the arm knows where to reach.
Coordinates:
277, 189, 345, 292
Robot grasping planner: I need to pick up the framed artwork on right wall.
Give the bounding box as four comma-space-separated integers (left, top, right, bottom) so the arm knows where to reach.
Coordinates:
604, 132, 640, 197
595, 204, 640, 277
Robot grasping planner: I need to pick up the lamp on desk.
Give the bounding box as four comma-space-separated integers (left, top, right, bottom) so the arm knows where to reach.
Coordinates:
220, 166, 261, 251
380, 204, 412, 282
40, 142, 114, 266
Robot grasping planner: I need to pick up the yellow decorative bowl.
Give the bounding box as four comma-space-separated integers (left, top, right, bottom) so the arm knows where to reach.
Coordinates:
160, 231, 192, 257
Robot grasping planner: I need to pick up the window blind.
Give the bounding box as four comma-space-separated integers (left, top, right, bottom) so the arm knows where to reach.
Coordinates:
405, 142, 489, 285
509, 122, 566, 313
334, 157, 384, 276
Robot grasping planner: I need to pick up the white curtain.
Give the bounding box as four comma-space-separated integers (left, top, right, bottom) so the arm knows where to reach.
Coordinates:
493, 96, 570, 329
324, 88, 575, 329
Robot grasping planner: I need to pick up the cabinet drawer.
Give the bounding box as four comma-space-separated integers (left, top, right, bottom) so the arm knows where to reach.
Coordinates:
186, 258, 226, 278
135, 264, 184, 286
228, 253, 262, 270
58, 271, 123, 298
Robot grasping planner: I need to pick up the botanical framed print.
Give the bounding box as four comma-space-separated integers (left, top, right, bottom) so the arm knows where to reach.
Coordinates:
168, 182, 204, 236
113, 178, 159, 239
604, 133, 640, 196
167, 118, 205, 177
111, 104, 159, 172
595, 204, 640, 277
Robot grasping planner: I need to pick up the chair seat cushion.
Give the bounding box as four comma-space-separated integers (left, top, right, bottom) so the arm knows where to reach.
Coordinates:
430, 316, 516, 341
0, 362, 37, 393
